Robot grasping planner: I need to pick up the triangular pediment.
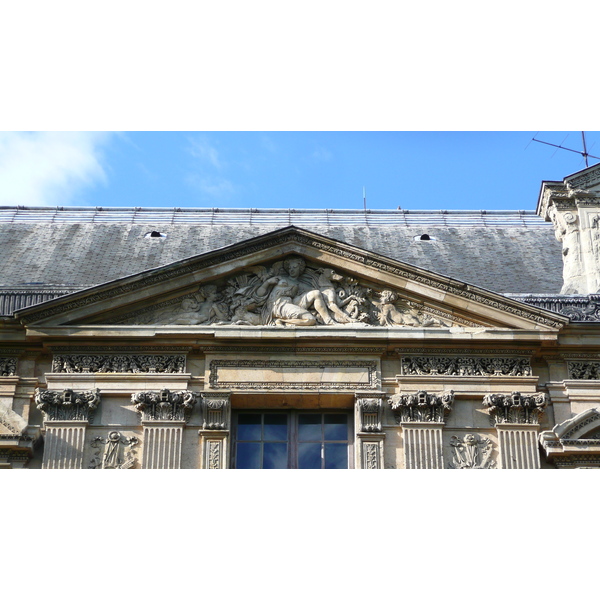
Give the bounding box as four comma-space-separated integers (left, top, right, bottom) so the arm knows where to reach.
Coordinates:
15, 227, 567, 331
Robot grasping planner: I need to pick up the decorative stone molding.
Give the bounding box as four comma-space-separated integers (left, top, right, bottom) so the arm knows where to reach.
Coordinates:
355, 392, 386, 432
540, 408, 600, 468
131, 389, 199, 422
516, 294, 600, 322
356, 435, 385, 469
388, 390, 454, 423
482, 392, 548, 425
208, 359, 380, 390
0, 449, 30, 468
449, 433, 495, 469
34, 388, 100, 422
52, 353, 186, 374
0, 357, 17, 376
89, 431, 139, 469
199, 345, 386, 354
200, 392, 231, 430
18, 228, 565, 328
400, 356, 532, 377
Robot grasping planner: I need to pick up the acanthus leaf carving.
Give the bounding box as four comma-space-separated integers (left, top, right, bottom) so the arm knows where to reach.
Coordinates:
34, 388, 100, 422
131, 389, 199, 422
482, 391, 548, 425
388, 390, 454, 423
355, 393, 386, 432
0, 357, 17, 376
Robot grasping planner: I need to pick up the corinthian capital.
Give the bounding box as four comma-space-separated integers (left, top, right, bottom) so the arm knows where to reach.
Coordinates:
482, 391, 548, 425
131, 389, 199, 422
34, 388, 100, 422
388, 390, 454, 424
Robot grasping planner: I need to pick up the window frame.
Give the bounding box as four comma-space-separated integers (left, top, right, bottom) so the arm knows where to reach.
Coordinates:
231, 409, 355, 469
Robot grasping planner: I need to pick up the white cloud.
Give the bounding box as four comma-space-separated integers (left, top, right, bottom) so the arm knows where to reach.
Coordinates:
0, 132, 113, 206
189, 136, 222, 169
312, 146, 332, 161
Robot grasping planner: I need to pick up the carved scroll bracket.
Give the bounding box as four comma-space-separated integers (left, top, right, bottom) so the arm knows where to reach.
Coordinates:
388, 390, 454, 424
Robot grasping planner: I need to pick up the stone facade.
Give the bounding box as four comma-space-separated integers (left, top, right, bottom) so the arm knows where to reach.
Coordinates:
3, 163, 600, 469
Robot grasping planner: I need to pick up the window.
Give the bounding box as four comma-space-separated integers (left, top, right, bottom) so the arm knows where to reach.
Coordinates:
233, 412, 352, 469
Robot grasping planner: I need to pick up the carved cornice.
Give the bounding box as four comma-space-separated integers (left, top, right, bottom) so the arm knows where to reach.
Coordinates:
396, 348, 535, 356
482, 392, 548, 425
48, 346, 193, 353
448, 433, 495, 469
131, 389, 199, 422
0, 357, 17, 376
518, 295, 600, 322
400, 355, 532, 377
200, 392, 230, 430
15, 228, 566, 329
388, 390, 454, 423
34, 388, 100, 422
355, 392, 387, 433
52, 353, 186, 374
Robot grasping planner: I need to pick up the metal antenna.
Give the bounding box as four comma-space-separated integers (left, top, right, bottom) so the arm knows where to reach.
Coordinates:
363, 186, 367, 211
532, 132, 600, 166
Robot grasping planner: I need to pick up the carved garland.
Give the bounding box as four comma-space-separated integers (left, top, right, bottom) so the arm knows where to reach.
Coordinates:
18, 231, 565, 328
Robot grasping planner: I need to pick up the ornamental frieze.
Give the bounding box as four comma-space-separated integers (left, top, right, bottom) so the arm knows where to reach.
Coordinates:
388, 390, 454, 423
34, 388, 101, 421
116, 256, 452, 328
567, 361, 600, 379
400, 356, 532, 377
52, 353, 186, 374
482, 391, 548, 425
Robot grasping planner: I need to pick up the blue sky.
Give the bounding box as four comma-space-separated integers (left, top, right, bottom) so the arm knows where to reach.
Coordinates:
0, 131, 598, 211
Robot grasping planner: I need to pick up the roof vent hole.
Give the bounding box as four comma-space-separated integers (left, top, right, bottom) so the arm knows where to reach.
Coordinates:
145, 231, 167, 239
420, 234, 430, 241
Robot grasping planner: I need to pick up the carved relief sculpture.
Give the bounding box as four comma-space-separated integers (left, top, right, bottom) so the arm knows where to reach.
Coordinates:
131, 389, 199, 421
0, 357, 17, 376
388, 390, 454, 423
355, 394, 385, 432
201, 392, 231, 430
117, 256, 454, 328
89, 431, 139, 469
449, 433, 495, 469
482, 391, 548, 425
34, 388, 101, 421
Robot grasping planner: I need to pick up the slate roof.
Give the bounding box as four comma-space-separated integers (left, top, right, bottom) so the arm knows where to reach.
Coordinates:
0, 207, 563, 315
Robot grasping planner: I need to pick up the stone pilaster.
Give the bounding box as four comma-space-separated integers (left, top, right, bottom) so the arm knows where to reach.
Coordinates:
131, 389, 198, 469
388, 390, 454, 469
34, 388, 100, 469
483, 391, 548, 469
199, 392, 230, 469
355, 392, 386, 469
